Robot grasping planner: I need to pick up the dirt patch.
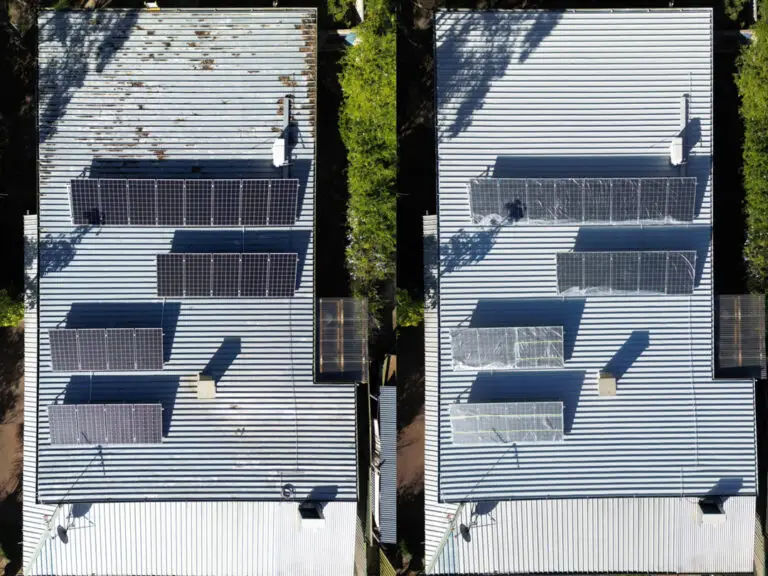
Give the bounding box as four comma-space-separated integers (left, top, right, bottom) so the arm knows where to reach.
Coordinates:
398, 412, 424, 495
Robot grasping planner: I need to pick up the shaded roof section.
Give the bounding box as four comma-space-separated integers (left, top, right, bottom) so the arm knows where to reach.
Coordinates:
36, 9, 357, 502
432, 7, 756, 505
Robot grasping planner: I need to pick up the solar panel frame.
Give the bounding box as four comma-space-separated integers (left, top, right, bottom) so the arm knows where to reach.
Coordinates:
469, 177, 697, 225
70, 178, 298, 227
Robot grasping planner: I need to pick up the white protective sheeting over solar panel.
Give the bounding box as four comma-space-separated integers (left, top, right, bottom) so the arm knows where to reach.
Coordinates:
36, 9, 357, 503
470, 177, 697, 225
450, 401, 564, 444
450, 326, 563, 370
48, 403, 162, 445
556, 251, 696, 295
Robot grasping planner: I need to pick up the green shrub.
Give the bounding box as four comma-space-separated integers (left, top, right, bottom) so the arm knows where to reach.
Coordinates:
0, 290, 23, 327
736, 3, 768, 290
338, 0, 396, 316
396, 288, 424, 328
725, 0, 750, 24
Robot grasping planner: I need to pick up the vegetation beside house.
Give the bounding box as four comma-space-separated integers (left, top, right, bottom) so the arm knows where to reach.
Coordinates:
335, 0, 396, 318
736, 2, 768, 290
0, 290, 23, 327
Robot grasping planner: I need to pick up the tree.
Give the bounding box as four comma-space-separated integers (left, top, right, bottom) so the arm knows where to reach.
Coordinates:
0, 290, 23, 327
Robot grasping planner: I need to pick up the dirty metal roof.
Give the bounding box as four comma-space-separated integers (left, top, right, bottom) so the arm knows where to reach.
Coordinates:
426, 8, 756, 573
36, 9, 357, 503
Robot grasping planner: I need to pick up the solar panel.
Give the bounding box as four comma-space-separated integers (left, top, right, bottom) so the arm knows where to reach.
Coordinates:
242, 254, 269, 297
469, 177, 697, 225
70, 179, 101, 225
70, 178, 298, 227
450, 401, 565, 445
128, 180, 156, 225
49, 328, 164, 372
268, 253, 298, 297
48, 403, 163, 445
556, 251, 696, 296
268, 179, 299, 226
157, 253, 296, 298
99, 179, 129, 225
185, 180, 212, 226
450, 326, 564, 370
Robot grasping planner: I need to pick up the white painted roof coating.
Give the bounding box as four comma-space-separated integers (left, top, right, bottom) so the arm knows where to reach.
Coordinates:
36, 8, 357, 503
426, 8, 757, 573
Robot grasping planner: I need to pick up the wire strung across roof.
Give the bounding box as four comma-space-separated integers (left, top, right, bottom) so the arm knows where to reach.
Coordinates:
469, 177, 697, 225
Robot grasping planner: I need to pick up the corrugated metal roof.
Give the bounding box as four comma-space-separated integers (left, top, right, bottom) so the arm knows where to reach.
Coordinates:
430, 496, 756, 574
426, 8, 757, 573
27, 500, 357, 576
378, 386, 397, 544
36, 9, 357, 502
434, 8, 756, 502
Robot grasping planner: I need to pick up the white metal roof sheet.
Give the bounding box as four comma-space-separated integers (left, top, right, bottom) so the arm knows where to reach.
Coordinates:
36, 9, 357, 502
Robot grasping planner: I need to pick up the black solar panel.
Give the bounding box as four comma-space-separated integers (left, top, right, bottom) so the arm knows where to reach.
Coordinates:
185, 254, 212, 297
213, 254, 241, 297
128, 180, 156, 225
185, 180, 212, 226
242, 254, 269, 297
157, 180, 184, 226
48, 403, 163, 445
268, 180, 299, 226
268, 253, 298, 297
106, 328, 136, 371
71, 178, 298, 227
70, 180, 101, 225
49, 328, 163, 372
157, 254, 184, 298
242, 180, 270, 226
49, 329, 80, 372
99, 179, 129, 225
213, 180, 241, 226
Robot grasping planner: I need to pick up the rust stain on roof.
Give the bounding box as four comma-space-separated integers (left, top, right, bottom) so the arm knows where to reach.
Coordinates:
154, 149, 166, 160
195, 30, 210, 38
200, 58, 215, 71
279, 75, 298, 88
129, 81, 145, 87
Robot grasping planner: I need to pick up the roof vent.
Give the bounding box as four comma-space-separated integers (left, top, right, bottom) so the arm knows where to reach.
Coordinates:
670, 136, 684, 167
197, 373, 216, 400
699, 497, 726, 524
597, 371, 617, 397
298, 502, 325, 527
272, 137, 287, 168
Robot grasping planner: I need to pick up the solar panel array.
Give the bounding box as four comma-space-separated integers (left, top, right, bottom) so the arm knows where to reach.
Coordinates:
48, 403, 163, 445
469, 177, 697, 225
449, 401, 564, 445
70, 178, 299, 226
556, 251, 696, 296
49, 328, 163, 372
157, 253, 298, 298
450, 326, 564, 370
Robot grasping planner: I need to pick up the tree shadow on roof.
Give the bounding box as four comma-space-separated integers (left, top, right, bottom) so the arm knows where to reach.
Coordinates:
441, 224, 501, 275
38, 10, 139, 143
436, 10, 562, 140
63, 374, 180, 437
470, 298, 585, 361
